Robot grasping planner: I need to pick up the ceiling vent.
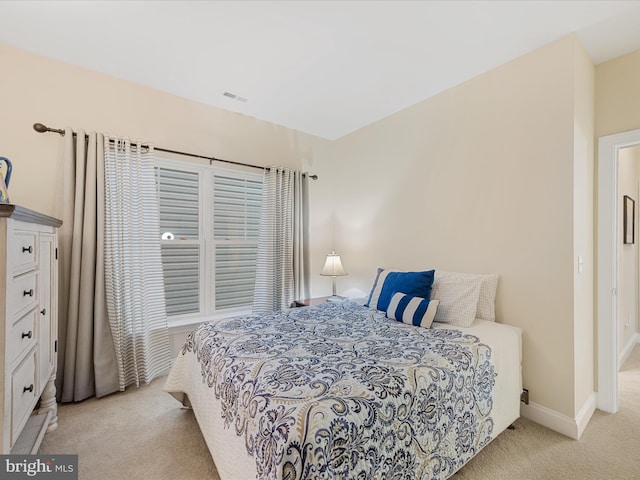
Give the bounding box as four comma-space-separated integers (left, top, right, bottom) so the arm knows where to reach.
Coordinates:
223, 91, 248, 103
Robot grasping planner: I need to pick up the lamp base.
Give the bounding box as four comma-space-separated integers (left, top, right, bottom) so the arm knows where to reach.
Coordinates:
326, 295, 346, 303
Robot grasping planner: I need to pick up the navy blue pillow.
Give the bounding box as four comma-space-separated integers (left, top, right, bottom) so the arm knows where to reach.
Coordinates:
373, 270, 435, 312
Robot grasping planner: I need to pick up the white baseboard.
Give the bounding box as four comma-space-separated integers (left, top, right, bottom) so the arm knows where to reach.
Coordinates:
619, 332, 640, 369
575, 393, 597, 439
520, 392, 596, 440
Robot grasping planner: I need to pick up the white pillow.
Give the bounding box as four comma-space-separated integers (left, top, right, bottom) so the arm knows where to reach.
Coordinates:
431, 277, 482, 327
435, 271, 498, 321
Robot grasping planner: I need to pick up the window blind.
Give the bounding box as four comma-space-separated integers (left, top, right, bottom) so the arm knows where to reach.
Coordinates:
156, 167, 200, 316
213, 174, 262, 309
160, 244, 200, 316
157, 168, 199, 239
213, 175, 262, 240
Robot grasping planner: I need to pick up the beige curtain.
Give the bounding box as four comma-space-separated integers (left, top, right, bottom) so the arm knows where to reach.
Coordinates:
253, 167, 310, 313
55, 129, 119, 402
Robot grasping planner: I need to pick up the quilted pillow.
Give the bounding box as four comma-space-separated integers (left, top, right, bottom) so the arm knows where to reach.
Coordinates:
435, 271, 498, 321
366, 268, 435, 312
431, 277, 481, 327
386, 292, 439, 328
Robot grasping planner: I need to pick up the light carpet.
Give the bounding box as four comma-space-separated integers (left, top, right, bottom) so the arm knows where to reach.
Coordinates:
40, 345, 640, 479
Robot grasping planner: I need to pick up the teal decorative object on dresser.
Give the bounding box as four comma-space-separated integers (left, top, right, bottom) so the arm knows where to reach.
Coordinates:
0, 157, 12, 204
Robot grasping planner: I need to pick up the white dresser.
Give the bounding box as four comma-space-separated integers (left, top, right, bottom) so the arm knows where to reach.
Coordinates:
0, 204, 61, 453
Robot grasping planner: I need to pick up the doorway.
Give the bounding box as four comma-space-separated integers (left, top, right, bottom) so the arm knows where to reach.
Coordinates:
597, 129, 640, 413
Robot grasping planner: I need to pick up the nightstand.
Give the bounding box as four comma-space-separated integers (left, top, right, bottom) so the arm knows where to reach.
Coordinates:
293, 296, 334, 307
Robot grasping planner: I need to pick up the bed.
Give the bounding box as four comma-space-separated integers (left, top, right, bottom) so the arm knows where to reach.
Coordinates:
164, 270, 522, 480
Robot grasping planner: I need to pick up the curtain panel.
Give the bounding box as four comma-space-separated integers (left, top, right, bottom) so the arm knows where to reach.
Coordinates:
103, 136, 172, 389
55, 129, 119, 402
253, 167, 310, 313
55, 130, 172, 401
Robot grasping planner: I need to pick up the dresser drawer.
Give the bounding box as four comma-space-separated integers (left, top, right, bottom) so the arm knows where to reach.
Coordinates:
11, 232, 37, 272
10, 273, 37, 319
11, 349, 37, 446
8, 309, 37, 364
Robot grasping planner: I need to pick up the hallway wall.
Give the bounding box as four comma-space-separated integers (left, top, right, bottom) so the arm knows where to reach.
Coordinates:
618, 145, 640, 357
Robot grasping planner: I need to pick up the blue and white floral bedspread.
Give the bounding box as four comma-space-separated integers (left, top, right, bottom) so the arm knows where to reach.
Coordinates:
180, 301, 496, 480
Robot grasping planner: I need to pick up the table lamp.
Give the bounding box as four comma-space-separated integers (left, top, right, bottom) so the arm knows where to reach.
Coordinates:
320, 251, 347, 301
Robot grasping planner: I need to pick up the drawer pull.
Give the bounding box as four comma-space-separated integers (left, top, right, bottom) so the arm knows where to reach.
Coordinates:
40, 308, 46, 315
22, 246, 33, 253
23, 289, 34, 297
21, 331, 32, 339
23, 384, 34, 394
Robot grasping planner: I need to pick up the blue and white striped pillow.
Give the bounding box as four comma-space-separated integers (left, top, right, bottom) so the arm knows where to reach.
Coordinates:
386, 292, 439, 328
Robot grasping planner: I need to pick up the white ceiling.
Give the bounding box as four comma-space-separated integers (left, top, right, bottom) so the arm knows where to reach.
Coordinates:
1, 1, 640, 140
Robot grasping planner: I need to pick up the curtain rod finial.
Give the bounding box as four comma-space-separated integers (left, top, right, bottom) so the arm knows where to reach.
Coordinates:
33, 123, 65, 135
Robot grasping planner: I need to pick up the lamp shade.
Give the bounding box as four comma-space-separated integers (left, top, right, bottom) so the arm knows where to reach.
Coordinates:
320, 251, 347, 277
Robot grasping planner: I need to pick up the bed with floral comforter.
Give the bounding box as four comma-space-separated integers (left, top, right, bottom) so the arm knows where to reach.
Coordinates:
164, 301, 521, 480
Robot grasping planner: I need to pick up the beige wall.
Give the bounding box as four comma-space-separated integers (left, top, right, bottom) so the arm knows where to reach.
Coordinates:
327, 36, 590, 419
0, 42, 336, 300
0, 44, 330, 211
595, 49, 640, 139
572, 40, 595, 415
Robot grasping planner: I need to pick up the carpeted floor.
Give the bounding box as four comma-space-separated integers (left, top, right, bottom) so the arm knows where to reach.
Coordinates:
456, 343, 640, 479
40, 345, 640, 480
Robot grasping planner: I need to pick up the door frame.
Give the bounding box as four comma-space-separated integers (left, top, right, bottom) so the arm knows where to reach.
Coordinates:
597, 129, 640, 413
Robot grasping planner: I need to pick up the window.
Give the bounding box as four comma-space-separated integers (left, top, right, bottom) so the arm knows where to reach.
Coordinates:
157, 167, 201, 317
213, 174, 262, 309
155, 158, 263, 322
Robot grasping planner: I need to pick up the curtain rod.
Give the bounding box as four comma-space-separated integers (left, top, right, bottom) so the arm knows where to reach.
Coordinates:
32, 123, 318, 180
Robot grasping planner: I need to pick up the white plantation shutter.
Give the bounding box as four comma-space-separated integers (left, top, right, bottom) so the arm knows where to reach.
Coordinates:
214, 244, 257, 309
157, 168, 199, 239
213, 174, 262, 309
161, 244, 200, 316
156, 167, 201, 316
155, 160, 263, 318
